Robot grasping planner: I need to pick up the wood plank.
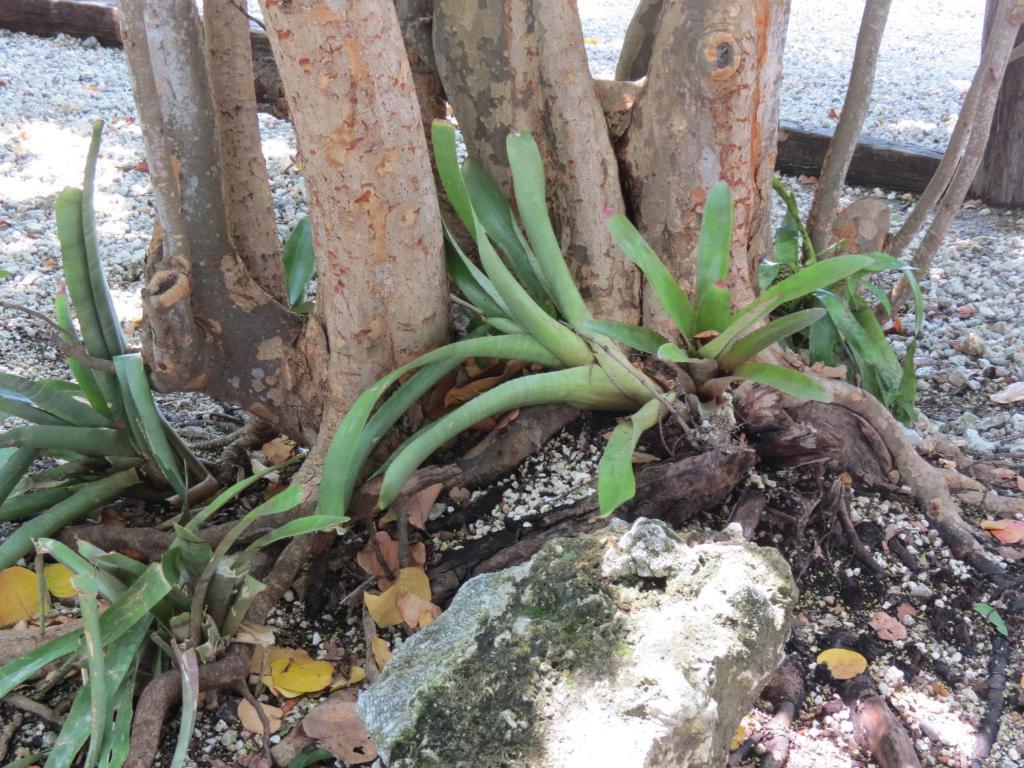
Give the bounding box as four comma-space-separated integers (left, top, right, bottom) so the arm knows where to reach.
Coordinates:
777, 120, 942, 195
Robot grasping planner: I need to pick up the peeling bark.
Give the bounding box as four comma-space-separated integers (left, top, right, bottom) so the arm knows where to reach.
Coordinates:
433, 0, 640, 323
621, 0, 790, 335
258, 0, 449, 474
203, 0, 286, 303
118, 0, 321, 443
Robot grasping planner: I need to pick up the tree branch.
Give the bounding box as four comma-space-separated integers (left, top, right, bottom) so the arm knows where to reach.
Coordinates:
807, 0, 892, 255
0, 300, 116, 373
885, 0, 1024, 317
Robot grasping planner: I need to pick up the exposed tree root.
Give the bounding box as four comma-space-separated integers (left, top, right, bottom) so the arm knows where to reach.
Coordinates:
735, 380, 1011, 584
843, 675, 921, 768
730, 655, 805, 767
3, 693, 64, 726
0, 620, 82, 667
972, 633, 1011, 767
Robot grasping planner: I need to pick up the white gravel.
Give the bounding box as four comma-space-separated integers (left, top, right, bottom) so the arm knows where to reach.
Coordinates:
0, 0, 1021, 457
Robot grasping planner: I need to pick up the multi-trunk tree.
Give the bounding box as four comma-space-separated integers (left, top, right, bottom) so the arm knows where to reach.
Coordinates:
98, 1, 1024, 762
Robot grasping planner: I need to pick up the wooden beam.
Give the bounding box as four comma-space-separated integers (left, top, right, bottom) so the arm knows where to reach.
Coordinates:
777, 120, 942, 195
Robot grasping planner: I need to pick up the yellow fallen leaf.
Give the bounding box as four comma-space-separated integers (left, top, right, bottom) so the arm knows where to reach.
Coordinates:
816, 648, 868, 680
237, 698, 283, 735
250, 645, 310, 676
418, 609, 438, 629
330, 665, 366, 692
0, 566, 46, 627
269, 656, 334, 698
396, 592, 441, 630
371, 636, 391, 668
364, 567, 431, 628
44, 563, 78, 599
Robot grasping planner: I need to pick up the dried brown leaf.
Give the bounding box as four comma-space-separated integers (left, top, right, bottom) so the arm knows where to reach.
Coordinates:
302, 700, 378, 764
869, 610, 908, 642
237, 698, 283, 736
991, 382, 1024, 404
981, 519, 1024, 545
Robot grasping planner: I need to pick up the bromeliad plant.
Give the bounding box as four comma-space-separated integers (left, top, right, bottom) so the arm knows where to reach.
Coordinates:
0, 121, 210, 569
316, 121, 883, 520
760, 178, 923, 424
0, 468, 348, 768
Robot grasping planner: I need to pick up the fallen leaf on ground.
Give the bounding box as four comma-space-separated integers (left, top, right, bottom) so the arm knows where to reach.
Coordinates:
261, 436, 297, 464
330, 666, 366, 692
371, 636, 391, 668
43, 563, 77, 599
364, 567, 431, 628
631, 451, 659, 464
356, 532, 426, 581
392, 482, 443, 530
0, 566, 46, 627
396, 592, 442, 630
798, 174, 818, 185
869, 611, 907, 642
237, 698, 283, 735
250, 645, 310, 676
896, 603, 918, 619
233, 622, 275, 646
981, 519, 1024, 545
269, 656, 334, 699
729, 723, 746, 751
301, 700, 378, 765
991, 382, 1024, 404
816, 648, 868, 680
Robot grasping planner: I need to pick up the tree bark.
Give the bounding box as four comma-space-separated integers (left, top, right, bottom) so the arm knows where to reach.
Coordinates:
620, 0, 791, 335
433, 0, 641, 323
257, 0, 449, 472
974, 0, 1024, 206
203, 0, 286, 303
615, 0, 663, 81
118, 0, 322, 444
807, 0, 892, 255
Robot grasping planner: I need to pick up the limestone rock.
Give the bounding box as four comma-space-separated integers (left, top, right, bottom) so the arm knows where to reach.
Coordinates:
830, 197, 890, 255
359, 518, 798, 768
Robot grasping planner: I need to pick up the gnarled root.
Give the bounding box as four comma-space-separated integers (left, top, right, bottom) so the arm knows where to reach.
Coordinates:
734, 380, 1010, 584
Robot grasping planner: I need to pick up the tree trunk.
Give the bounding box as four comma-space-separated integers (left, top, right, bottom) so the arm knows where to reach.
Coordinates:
118, 0, 322, 444
203, 0, 286, 303
616, 0, 663, 81
975, 0, 1024, 206
433, 0, 641, 323
620, 0, 791, 335
257, 0, 449, 467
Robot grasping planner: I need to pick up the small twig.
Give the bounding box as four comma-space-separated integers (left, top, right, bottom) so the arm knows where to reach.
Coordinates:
3, 693, 65, 726
0, 300, 116, 373
396, 503, 410, 569
238, 685, 272, 760
338, 576, 374, 608
227, 0, 267, 30
362, 608, 380, 684
834, 481, 885, 575
1011, 40, 1024, 63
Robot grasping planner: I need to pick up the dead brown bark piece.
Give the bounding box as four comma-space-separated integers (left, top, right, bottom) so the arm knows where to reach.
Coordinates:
843, 676, 921, 768
455, 404, 579, 490
259, 0, 449, 468
433, 0, 640, 323
203, 0, 286, 304
620, 0, 790, 335
726, 488, 767, 540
